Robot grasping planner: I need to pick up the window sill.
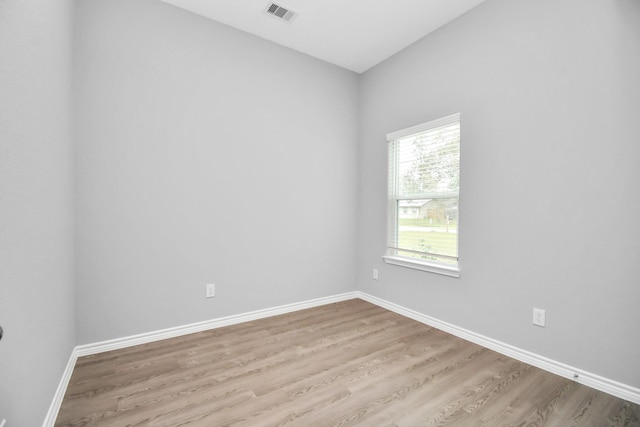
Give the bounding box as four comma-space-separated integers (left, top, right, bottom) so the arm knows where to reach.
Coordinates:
382, 255, 461, 278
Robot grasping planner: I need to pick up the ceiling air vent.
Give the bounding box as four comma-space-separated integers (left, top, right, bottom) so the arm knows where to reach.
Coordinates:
266, 2, 296, 22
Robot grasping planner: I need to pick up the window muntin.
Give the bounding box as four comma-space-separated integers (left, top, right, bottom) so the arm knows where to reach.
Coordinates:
386, 113, 460, 274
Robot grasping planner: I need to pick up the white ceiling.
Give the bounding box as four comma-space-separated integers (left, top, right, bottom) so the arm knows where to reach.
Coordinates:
160, 0, 485, 73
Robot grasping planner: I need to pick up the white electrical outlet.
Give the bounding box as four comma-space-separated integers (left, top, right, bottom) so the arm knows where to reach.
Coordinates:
373, 268, 379, 280
533, 308, 545, 327
206, 284, 215, 298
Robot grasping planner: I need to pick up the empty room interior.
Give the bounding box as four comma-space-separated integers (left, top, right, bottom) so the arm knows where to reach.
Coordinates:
1, 0, 640, 425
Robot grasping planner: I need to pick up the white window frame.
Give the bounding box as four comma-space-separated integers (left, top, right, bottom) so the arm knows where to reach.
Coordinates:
383, 113, 461, 278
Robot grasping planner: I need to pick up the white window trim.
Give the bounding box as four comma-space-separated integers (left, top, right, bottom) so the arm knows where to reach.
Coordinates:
382, 255, 461, 277
385, 113, 461, 278
386, 113, 460, 141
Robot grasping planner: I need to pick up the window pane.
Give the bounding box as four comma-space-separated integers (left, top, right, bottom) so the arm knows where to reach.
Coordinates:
396, 198, 458, 264
387, 113, 460, 272
397, 123, 460, 198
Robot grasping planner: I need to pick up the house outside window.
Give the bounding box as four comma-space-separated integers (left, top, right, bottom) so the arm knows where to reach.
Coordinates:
384, 113, 461, 277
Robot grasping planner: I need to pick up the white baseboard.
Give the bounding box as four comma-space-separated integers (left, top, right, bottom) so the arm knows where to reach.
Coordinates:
44, 289, 639, 426
42, 349, 78, 427
74, 292, 359, 357
357, 292, 640, 405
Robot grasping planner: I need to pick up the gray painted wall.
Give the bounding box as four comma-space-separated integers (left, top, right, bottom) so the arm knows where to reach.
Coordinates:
0, 1, 75, 425
357, 0, 640, 388
74, 0, 359, 344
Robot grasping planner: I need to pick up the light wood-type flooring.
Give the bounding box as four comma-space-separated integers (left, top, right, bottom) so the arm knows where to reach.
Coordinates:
56, 299, 640, 426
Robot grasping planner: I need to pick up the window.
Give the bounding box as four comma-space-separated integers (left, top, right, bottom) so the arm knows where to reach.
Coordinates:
384, 113, 461, 277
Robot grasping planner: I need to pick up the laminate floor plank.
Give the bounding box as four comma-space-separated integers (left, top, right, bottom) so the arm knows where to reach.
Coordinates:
55, 299, 640, 426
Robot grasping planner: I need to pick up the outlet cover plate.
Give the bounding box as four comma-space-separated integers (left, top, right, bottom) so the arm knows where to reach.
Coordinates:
533, 308, 545, 327
206, 284, 215, 298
